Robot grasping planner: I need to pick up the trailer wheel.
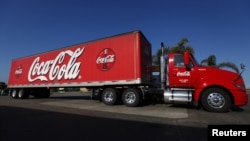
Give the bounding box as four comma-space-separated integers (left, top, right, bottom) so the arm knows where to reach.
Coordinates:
18, 88, 29, 99
11, 89, 18, 99
18, 88, 24, 99
102, 88, 118, 105
201, 88, 231, 113
122, 88, 141, 107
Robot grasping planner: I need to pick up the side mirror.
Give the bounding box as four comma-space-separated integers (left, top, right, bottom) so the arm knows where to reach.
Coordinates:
183, 52, 190, 66
239, 63, 246, 75
240, 64, 246, 70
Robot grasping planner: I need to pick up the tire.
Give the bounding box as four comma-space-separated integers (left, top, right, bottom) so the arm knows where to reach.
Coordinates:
122, 88, 141, 107
102, 88, 118, 105
18, 88, 29, 99
11, 89, 18, 99
18, 88, 24, 99
201, 88, 231, 113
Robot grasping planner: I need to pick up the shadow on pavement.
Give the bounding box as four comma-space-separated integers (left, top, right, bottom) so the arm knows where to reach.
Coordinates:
0, 106, 207, 141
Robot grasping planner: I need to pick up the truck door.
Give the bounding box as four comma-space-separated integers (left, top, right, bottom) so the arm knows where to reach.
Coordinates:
169, 54, 198, 87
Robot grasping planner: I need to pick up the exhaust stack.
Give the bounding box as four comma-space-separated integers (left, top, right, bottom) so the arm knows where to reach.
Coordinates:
160, 42, 166, 89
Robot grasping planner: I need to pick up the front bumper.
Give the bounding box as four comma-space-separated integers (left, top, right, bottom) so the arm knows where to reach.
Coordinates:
230, 89, 248, 106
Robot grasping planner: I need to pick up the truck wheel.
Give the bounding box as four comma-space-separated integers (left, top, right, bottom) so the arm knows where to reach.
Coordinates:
122, 88, 141, 107
201, 88, 231, 113
18, 88, 29, 99
18, 89, 24, 99
11, 89, 18, 99
102, 88, 118, 105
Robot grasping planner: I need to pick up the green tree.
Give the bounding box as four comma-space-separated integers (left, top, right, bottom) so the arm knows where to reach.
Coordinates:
200, 55, 217, 66
168, 38, 195, 54
200, 55, 239, 73
153, 38, 194, 65
153, 38, 239, 74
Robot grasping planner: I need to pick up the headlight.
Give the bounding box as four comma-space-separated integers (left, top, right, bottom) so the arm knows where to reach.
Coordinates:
234, 83, 246, 90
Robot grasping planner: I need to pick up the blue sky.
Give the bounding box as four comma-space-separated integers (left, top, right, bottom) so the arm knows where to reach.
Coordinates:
1, 0, 250, 87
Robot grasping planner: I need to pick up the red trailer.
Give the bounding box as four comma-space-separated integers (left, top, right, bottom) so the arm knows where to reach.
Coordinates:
8, 31, 151, 88
8, 31, 152, 106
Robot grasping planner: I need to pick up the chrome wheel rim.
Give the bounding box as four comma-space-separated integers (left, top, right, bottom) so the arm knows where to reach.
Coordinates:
207, 92, 225, 108
104, 92, 114, 102
125, 92, 136, 104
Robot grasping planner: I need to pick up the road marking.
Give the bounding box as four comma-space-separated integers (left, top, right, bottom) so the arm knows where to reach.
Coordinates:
42, 100, 188, 119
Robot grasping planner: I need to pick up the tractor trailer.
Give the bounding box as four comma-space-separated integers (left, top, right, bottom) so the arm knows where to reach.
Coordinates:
8, 30, 248, 112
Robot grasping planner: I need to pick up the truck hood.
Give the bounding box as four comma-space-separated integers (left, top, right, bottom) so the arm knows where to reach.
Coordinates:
197, 66, 241, 82
198, 66, 245, 87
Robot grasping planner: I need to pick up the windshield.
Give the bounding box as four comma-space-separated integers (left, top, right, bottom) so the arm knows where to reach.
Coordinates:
190, 53, 200, 66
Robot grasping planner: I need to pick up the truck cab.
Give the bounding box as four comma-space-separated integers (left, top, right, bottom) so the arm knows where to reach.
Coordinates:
167, 52, 198, 87
161, 51, 248, 113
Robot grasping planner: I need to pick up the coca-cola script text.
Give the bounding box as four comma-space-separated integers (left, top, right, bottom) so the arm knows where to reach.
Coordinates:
28, 48, 84, 82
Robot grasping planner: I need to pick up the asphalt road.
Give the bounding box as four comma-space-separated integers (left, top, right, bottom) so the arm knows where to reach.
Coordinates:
0, 92, 250, 141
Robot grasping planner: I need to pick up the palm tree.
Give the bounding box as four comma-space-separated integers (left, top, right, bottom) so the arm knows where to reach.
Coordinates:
152, 38, 194, 65
200, 54, 217, 67
153, 38, 239, 73
200, 55, 239, 73
168, 38, 195, 54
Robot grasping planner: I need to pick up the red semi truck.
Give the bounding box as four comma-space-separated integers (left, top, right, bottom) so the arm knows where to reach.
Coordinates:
8, 30, 248, 112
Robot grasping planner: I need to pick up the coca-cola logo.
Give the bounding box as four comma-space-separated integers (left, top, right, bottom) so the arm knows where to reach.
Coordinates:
177, 71, 190, 76
28, 47, 84, 82
96, 48, 115, 71
15, 64, 23, 78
